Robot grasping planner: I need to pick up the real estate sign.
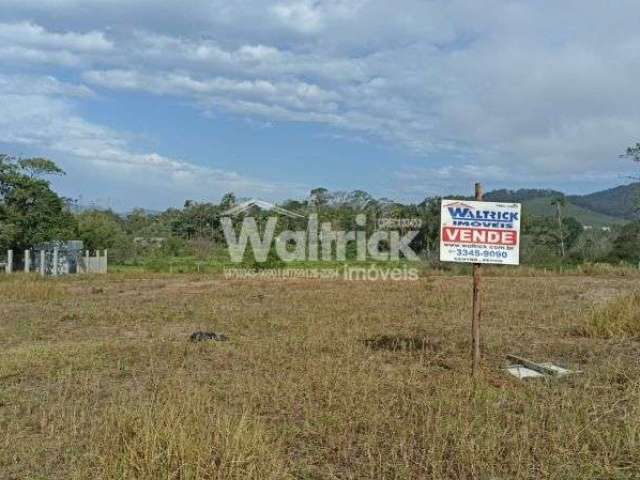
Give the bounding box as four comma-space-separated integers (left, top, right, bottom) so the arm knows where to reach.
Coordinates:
440, 199, 521, 265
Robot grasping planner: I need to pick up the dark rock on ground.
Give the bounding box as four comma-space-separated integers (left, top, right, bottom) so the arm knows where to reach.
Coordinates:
189, 331, 229, 342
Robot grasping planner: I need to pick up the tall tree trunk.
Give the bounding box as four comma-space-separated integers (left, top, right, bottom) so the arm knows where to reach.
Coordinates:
556, 203, 565, 258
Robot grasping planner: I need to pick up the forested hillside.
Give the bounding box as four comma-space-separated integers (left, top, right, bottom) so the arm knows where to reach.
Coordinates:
485, 185, 638, 226
569, 183, 640, 220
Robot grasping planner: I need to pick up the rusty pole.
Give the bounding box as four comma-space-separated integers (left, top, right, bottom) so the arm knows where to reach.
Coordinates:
472, 183, 483, 377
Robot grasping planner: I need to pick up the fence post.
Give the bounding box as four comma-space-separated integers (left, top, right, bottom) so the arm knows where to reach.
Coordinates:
103, 249, 108, 273
85, 250, 90, 273
40, 250, 46, 277
6, 250, 13, 274
24, 250, 30, 273
52, 248, 59, 276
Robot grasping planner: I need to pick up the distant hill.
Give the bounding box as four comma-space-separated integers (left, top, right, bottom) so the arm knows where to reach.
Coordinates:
568, 182, 639, 220
483, 188, 564, 203
522, 197, 626, 228
483, 184, 638, 228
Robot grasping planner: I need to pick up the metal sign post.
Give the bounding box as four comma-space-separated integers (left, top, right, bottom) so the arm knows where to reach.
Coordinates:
440, 184, 522, 376
472, 183, 483, 377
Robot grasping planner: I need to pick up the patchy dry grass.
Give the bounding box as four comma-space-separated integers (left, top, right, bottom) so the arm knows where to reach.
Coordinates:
1, 271, 640, 479
578, 292, 640, 339
92, 380, 290, 480
0, 273, 64, 303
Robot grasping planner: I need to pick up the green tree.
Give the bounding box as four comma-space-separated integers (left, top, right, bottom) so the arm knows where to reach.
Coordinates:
76, 209, 131, 261
562, 217, 583, 251
0, 154, 76, 251
609, 221, 640, 264
220, 192, 236, 209
124, 208, 156, 235
570, 229, 612, 263
521, 215, 583, 265
309, 187, 330, 209
621, 143, 640, 163
169, 202, 220, 240
415, 197, 441, 259
17, 157, 65, 178
622, 143, 640, 213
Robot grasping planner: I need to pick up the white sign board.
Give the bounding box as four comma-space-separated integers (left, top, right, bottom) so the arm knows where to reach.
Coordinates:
440, 199, 521, 265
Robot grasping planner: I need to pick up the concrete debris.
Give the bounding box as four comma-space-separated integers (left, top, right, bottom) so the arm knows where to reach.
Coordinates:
189, 331, 229, 342
506, 354, 577, 379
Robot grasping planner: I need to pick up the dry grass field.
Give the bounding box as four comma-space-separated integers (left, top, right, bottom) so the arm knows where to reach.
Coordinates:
1, 270, 639, 479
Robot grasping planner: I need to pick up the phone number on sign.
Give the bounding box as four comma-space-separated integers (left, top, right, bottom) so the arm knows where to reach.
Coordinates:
455, 248, 509, 259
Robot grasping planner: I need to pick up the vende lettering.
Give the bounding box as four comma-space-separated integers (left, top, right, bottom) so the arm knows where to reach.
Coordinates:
442, 227, 518, 246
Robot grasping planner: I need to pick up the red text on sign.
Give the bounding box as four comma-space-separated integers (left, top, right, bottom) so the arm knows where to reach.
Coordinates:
442, 227, 518, 246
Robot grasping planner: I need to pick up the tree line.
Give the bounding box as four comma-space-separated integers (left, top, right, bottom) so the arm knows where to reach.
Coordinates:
1, 153, 639, 267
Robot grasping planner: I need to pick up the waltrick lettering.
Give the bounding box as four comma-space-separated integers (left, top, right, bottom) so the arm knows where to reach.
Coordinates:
448, 207, 518, 228
221, 214, 420, 263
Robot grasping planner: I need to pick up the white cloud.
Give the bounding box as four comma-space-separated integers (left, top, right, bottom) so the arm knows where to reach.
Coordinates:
83, 69, 340, 111
123, 30, 367, 83
0, 45, 85, 67
1, 1, 640, 198
0, 21, 112, 66
0, 74, 93, 96
0, 74, 287, 202
0, 21, 112, 52
269, 0, 366, 34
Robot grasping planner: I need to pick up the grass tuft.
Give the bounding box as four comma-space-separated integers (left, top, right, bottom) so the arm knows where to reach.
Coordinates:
0, 274, 64, 302
579, 292, 640, 339
90, 381, 291, 480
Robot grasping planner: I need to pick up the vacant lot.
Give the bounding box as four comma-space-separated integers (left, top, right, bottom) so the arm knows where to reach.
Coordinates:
1, 271, 639, 479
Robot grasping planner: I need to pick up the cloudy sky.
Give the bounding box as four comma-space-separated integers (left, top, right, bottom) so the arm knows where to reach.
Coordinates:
1, 1, 638, 209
